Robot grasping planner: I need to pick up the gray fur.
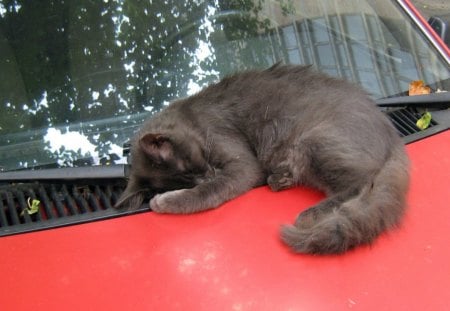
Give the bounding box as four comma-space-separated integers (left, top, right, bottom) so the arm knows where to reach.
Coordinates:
116, 64, 409, 255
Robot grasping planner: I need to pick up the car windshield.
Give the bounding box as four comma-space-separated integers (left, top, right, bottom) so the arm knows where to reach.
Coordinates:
1, 0, 449, 172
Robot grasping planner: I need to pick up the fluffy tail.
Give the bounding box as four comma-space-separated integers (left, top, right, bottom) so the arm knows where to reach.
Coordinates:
281, 146, 409, 254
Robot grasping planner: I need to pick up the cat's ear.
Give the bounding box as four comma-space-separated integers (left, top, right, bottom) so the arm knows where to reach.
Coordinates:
139, 133, 173, 162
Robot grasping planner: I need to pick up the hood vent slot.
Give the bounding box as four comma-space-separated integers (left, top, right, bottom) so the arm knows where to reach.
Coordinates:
387, 107, 440, 143
0, 181, 149, 237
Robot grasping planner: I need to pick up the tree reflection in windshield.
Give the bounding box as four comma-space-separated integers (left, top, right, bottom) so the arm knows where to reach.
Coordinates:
1, 0, 218, 129
0, 0, 275, 169
0, 0, 449, 171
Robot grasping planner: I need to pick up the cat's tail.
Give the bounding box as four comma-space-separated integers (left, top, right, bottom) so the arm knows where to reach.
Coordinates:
281, 145, 409, 254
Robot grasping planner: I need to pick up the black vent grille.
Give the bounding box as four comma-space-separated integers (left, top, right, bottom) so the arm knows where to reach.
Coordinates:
0, 181, 149, 237
387, 108, 438, 137
385, 107, 445, 144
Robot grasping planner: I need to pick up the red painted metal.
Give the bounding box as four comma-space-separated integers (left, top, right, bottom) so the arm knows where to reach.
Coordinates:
400, 0, 450, 58
0, 130, 449, 310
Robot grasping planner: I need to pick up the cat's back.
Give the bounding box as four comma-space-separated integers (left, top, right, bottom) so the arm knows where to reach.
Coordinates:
143, 65, 396, 149
154, 65, 368, 117
197, 65, 373, 115
214, 65, 399, 153
206, 65, 385, 126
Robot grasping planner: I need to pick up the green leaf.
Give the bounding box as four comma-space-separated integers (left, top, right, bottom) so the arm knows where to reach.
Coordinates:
20, 198, 40, 217
416, 112, 432, 131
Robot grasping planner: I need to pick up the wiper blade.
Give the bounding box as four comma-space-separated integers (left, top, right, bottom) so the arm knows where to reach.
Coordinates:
376, 92, 450, 109
0, 165, 129, 182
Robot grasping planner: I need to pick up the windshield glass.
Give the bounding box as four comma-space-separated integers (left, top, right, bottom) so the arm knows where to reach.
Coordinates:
1, 0, 449, 172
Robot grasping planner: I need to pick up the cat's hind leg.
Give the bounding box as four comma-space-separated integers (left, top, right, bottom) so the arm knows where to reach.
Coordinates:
293, 187, 361, 229
267, 169, 294, 191
266, 138, 314, 192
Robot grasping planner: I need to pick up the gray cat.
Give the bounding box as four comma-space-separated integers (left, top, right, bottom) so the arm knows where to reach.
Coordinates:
116, 64, 409, 254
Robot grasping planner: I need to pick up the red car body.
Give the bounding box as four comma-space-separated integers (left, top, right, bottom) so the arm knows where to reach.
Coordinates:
1, 122, 449, 311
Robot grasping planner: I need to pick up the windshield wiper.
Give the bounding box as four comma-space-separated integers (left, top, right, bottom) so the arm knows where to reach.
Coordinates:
376, 92, 450, 109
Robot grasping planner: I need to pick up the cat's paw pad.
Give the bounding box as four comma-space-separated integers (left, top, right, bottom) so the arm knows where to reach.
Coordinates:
267, 172, 294, 191
150, 189, 189, 214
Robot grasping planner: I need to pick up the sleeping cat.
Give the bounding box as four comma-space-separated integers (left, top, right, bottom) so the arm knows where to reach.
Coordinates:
116, 64, 409, 254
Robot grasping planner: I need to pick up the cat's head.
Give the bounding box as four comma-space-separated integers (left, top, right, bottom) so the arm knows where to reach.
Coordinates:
115, 132, 214, 209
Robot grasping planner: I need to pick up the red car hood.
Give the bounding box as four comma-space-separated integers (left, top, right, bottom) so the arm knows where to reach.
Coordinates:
0, 130, 449, 310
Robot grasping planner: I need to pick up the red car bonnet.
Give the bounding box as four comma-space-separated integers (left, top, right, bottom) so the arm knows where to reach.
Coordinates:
0, 130, 448, 310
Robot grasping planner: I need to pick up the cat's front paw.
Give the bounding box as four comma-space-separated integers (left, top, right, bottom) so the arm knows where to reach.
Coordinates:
267, 171, 294, 191
150, 189, 194, 214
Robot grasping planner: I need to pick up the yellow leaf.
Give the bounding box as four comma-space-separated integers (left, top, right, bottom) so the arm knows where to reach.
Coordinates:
416, 112, 432, 130
20, 198, 40, 216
